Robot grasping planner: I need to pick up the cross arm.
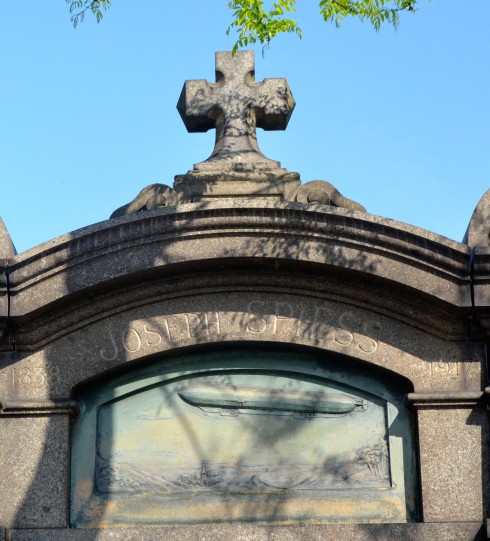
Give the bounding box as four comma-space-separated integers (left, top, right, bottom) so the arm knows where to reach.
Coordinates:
254, 78, 295, 131
177, 80, 217, 133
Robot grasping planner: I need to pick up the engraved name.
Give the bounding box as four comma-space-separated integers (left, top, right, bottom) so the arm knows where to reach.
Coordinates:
245, 303, 379, 354
99, 304, 381, 361
100, 312, 222, 361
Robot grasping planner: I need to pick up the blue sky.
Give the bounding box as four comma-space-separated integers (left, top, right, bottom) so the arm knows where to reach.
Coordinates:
1, 1, 489, 253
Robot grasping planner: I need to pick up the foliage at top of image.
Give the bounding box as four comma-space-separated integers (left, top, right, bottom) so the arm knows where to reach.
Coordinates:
67, 0, 111, 27
226, 0, 417, 53
66, 0, 419, 49
227, 0, 302, 54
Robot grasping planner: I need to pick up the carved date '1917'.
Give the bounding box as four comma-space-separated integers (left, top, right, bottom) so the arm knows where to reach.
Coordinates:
414, 361, 473, 379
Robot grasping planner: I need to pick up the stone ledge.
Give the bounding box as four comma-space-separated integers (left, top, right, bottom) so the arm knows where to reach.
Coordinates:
407, 391, 485, 408
6, 523, 487, 541
6, 202, 472, 319
0, 399, 79, 416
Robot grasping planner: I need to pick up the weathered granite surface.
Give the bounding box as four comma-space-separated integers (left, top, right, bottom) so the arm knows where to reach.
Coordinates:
175, 50, 300, 201
0, 201, 488, 534
416, 405, 489, 521
0, 289, 484, 402
472, 246, 490, 330
464, 190, 490, 320
0, 217, 16, 258
0, 414, 70, 528
464, 188, 490, 247
2, 50, 490, 540
177, 51, 294, 175
114, 177, 367, 213
0, 202, 483, 403
295, 180, 366, 211
7, 523, 487, 541
111, 183, 179, 218
4, 202, 473, 321
0, 192, 489, 535
0, 217, 15, 346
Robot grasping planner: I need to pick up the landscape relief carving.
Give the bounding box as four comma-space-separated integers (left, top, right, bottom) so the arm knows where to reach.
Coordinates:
72, 348, 416, 525
93, 374, 390, 504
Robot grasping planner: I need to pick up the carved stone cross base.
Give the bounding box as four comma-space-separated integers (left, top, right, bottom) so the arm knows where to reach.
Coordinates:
110, 178, 365, 217
176, 51, 299, 202
173, 170, 301, 203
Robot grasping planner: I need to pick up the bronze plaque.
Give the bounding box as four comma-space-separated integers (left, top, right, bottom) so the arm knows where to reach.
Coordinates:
71, 348, 417, 526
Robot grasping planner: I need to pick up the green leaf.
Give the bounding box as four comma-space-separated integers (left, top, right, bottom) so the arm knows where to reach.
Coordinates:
67, 0, 111, 28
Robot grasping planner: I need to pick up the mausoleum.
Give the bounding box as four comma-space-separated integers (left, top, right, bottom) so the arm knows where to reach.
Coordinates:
1, 51, 489, 540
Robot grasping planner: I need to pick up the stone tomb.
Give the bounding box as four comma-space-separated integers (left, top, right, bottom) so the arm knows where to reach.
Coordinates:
1, 51, 490, 540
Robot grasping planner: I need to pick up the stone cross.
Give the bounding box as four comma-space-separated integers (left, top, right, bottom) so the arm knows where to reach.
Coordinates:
177, 51, 295, 173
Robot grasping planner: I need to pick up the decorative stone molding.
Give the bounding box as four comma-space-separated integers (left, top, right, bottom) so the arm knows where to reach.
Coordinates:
294, 180, 366, 211
111, 184, 179, 218
407, 391, 484, 408
464, 188, 490, 246
5, 522, 488, 540
0, 399, 79, 416
112, 177, 366, 215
